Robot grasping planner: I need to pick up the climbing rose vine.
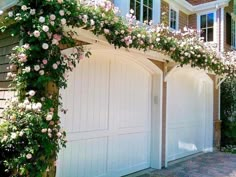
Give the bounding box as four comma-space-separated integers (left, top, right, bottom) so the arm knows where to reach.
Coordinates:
0, 0, 235, 176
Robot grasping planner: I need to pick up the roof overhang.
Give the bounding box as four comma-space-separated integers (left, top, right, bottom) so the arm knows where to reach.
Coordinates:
164, 0, 230, 15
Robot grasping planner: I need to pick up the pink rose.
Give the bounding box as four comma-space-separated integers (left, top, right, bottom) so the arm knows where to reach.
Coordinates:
53, 34, 61, 41
18, 53, 27, 62
42, 59, 48, 65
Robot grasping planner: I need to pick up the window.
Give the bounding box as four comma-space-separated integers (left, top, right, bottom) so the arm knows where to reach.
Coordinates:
200, 13, 214, 42
169, 8, 178, 30
130, 0, 153, 22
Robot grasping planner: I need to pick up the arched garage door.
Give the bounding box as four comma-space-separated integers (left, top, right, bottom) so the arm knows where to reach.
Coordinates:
57, 49, 162, 177
166, 67, 213, 163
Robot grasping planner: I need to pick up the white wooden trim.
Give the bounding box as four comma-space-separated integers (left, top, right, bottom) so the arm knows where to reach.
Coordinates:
163, 0, 229, 15
220, 7, 224, 52
169, 5, 179, 30
197, 10, 217, 43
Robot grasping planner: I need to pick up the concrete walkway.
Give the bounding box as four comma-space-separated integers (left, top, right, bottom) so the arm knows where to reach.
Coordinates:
125, 152, 236, 177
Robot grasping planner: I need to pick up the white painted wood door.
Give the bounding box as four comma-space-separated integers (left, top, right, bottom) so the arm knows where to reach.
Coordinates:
166, 70, 213, 162
57, 52, 151, 177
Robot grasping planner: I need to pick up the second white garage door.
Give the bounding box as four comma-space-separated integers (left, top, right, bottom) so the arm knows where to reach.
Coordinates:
57, 51, 152, 177
166, 67, 213, 163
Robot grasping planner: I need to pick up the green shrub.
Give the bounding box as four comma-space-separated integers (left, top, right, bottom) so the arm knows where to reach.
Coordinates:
221, 78, 236, 147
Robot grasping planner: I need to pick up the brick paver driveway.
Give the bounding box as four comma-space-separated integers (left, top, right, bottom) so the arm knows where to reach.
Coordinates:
126, 152, 236, 177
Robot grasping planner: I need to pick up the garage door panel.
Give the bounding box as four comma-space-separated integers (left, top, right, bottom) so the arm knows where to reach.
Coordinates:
168, 126, 204, 161
110, 58, 151, 130
109, 132, 150, 173
58, 137, 108, 177
63, 58, 110, 133
58, 52, 152, 177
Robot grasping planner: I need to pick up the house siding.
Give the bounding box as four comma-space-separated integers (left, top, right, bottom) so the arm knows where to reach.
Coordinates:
161, 0, 169, 25
0, 32, 18, 117
188, 14, 197, 29
179, 11, 188, 30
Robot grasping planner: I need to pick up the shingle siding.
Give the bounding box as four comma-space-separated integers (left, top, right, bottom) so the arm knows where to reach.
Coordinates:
0, 32, 18, 117
161, 0, 169, 25
179, 11, 188, 30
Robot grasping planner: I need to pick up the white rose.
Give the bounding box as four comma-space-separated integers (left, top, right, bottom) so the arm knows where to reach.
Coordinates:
24, 99, 30, 105
24, 66, 31, 73
36, 102, 42, 109
33, 30, 40, 38
61, 18, 66, 25
30, 9, 36, 15
19, 131, 24, 137
21, 5, 27, 11
32, 103, 38, 111
34, 65, 40, 71
90, 19, 95, 26
8, 11, 13, 17
57, 132, 62, 137
46, 114, 53, 121
39, 70, 45, 75
50, 14, 56, 21
29, 90, 36, 96
59, 10, 64, 16
52, 63, 58, 69
42, 43, 49, 50
11, 133, 17, 139
26, 153, 32, 159
42, 25, 49, 32
18, 103, 25, 109
25, 104, 32, 111
41, 129, 47, 133
39, 16, 45, 23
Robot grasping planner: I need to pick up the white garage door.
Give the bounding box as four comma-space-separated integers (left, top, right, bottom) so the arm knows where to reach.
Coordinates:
57, 52, 152, 177
166, 68, 213, 162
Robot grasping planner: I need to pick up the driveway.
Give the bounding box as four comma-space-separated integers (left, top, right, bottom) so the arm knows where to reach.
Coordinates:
125, 152, 236, 177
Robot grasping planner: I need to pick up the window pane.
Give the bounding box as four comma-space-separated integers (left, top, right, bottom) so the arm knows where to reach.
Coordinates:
207, 13, 214, 27
170, 20, 176, 29
143, 0, 148, 6
201, 29, 207, 42
130, 0, 135, 11
171, 9, 176, 19
201, 15, 206, 28
207, 28, 214, 41
149, 0, 153, 8
148, 8, 152, 21
143, 6, 148, 21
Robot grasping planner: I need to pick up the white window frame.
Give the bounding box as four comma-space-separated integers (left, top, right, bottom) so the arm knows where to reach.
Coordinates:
114, 0, 160, 24
130, 0, 153, 22
169, 6, 179, 30
197, 10, 217, 43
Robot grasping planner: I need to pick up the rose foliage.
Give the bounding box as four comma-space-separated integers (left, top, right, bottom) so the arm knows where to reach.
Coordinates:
0, 0, 235, 176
